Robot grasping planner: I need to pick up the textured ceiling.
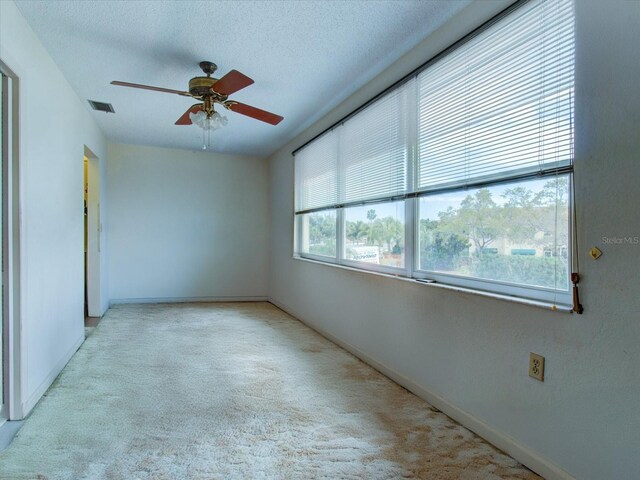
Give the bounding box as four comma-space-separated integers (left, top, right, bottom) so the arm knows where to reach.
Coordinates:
15, 0, 471, 157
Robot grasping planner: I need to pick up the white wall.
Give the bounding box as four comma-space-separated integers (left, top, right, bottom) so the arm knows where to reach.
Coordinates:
0, 1, 108, 417
268, 1, 640, 479
107, 142, 268, 302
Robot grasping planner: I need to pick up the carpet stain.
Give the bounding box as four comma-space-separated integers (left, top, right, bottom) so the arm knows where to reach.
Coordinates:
0, 302, 541, 480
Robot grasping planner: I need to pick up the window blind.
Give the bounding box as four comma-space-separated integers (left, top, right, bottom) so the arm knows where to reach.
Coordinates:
295, 86, 412, 214
341, 86, 410, 204
416, 0, 574, 192
294, 129, 339, 212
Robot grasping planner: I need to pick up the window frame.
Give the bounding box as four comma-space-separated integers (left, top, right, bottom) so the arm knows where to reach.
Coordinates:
295, 173, 574, 307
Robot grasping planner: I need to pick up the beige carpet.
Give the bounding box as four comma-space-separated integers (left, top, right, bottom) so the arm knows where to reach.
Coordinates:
0, 302, 540, 479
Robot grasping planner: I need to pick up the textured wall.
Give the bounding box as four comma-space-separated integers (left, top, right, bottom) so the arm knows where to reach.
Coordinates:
107, 142, 269, 302
268, 1, 640, 479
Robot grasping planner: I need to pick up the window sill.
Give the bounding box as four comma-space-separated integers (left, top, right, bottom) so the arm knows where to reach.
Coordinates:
292, 255, 573, 313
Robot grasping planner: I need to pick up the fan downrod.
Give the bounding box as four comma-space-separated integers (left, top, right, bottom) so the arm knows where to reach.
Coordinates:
199, 61, 218, 77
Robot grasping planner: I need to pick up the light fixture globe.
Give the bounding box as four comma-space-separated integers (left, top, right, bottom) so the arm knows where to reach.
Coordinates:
189, 110, 228, 131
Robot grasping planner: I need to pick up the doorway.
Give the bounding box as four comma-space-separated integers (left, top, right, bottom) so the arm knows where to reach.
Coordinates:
84, 147, 101, 320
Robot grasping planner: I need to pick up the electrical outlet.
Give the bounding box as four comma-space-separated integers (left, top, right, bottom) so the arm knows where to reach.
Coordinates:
529, 353, 545, 381
589, 247, 602, 259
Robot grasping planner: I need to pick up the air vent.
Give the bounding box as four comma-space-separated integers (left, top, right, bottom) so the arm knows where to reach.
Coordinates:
88, 100, 115, 113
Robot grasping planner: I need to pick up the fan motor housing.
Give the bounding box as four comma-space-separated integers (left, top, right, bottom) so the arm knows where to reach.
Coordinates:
189, 76, 218, 97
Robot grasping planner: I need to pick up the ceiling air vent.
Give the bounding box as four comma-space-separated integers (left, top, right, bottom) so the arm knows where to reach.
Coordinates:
88, 100, 115, 113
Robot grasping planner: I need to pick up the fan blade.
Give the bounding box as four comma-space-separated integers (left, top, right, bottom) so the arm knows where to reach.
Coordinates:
175, 104, 203, 125
111, 81, 191, 97
211, 70, 254, 95
225, 101, 283, 125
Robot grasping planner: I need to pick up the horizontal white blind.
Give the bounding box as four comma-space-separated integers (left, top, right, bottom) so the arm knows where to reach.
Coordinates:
295, 130, 339, 212
416, 0, 574, 192
294, 0, 574, 213
342, 87, 409, 203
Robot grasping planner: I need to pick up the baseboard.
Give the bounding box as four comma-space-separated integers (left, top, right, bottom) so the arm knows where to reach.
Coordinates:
21, 334, 84, 417
268, 297, 575, 480
109, 296, 269, 306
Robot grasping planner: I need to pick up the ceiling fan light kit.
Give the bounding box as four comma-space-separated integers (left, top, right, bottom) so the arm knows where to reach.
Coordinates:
111, 61, 283, 150
190, 110, 228, 150
190, 110, 228, 131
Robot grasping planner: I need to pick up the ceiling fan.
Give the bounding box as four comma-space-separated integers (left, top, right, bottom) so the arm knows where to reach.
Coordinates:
111, 61, 284, 127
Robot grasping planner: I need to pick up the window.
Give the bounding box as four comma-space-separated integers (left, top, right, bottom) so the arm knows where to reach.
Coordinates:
300, 210, 337, 259
345, 201, 405, 269
417, 176, 570, 301
293, 0, 574, 306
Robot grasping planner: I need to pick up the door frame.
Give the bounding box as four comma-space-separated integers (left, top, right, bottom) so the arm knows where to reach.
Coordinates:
1, 58, 23, 421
